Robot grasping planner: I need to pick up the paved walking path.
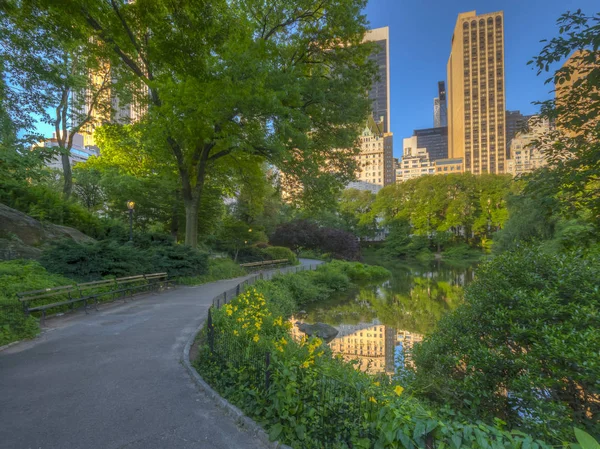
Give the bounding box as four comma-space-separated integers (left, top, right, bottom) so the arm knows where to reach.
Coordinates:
0, 259, 322, 449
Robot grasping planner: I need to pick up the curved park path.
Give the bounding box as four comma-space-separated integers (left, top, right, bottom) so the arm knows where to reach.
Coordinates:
0, 259, 322, 449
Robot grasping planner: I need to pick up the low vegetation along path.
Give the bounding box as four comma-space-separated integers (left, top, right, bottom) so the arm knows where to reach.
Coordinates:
0, 259, 322, 449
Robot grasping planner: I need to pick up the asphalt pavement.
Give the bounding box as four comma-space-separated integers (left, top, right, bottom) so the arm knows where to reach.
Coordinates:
0, 259, 321, 449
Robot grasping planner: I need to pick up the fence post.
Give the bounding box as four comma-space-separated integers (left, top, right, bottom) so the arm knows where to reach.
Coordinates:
265, 351, 271, 391
207, 307, 214, 354
236, 284, 240, 296
224, 291, 227, 304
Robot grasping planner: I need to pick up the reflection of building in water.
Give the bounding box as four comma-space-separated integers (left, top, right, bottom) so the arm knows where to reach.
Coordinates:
290, 318, 423, 375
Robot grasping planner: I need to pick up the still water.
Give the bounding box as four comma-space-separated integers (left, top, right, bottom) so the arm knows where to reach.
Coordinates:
291, 260, 478, 374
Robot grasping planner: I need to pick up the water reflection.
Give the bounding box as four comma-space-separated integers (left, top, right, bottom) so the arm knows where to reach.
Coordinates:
291, 260, 478, 374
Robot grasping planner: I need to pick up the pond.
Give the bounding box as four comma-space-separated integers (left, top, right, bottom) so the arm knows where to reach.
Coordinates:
290, 259, 479, 375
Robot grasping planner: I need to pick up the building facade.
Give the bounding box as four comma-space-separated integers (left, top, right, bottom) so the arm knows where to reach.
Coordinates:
364, 27, 391, 133
505, 117, 551, 176
434, 81, 448, 128
434, 158, 464, 174
414, 126, 448, 162
505, 110, 532, 157
395, 136, 436, 183
447, 10, 507, 174
352, 118, 395, 191
34, 133, 99, 170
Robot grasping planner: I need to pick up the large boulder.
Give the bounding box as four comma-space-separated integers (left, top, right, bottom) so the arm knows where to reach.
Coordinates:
0, 203, 95, 260
296, 322, 339, 343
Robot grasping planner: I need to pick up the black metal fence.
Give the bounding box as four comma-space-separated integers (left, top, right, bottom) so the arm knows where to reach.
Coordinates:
204, 262, 380, 447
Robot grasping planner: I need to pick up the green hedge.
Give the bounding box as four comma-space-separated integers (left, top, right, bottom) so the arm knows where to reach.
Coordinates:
178, 257, 247, 285
40, 239, 209, 281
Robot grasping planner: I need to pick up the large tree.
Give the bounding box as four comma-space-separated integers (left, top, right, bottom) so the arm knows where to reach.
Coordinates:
1, 2, 113, 198
20, 0, 375, 247
527, 10, 600, 223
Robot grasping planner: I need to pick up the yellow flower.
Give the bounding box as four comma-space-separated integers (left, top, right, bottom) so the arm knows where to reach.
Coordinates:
279, 337, 287, 346
394, 385, 404, 396
369, 396, 377, 403
233, 330, 239, 336
274, 317, 283, 327
255, 322, 262, 330
316, 351, 324, 357
300, 361, 311, 369
374, 382, 380, 387
253, 334, 260, 343
226, 308, 233, 316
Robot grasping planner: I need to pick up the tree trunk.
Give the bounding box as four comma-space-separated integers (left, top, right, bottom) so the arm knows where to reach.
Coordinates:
61, 152, 73, 199
170, 191, 180, 240
184, 197, 199, 248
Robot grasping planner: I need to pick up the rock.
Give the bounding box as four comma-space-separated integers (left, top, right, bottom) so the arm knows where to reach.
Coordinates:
0, 203, 95, 260
296, 322, 339, 342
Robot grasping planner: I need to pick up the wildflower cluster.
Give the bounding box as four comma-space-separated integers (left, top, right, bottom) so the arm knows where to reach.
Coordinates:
217, 289, 290, 346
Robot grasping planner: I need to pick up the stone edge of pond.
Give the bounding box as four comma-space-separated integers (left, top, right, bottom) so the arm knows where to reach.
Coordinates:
182, 315, 293, 449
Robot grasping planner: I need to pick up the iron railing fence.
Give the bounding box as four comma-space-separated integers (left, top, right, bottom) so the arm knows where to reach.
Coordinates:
205, 262, 380, 447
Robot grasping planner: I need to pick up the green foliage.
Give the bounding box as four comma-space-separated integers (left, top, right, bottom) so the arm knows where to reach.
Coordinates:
1, 183, 114, 239
374, 174, 513, 251
0, 259, 75, 300
178, 257, 247, 286
196, 264, 557, 449
40, 239, 208, 281
260, 246, 298, 265
411, 247, 600, 440
0, 260, 78, 345
441, 243, 483, 261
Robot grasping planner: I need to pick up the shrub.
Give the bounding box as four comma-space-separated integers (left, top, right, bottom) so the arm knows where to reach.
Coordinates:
179, 257, 247, 285
260, 246, 298, 264
149, 244, 208, 277
270, 220, 361, 260
2, 184, 113, 239
40, 239, 208, 281
411, 247, 600, 440
0, 260, 76, 345
442, 243, 482, 261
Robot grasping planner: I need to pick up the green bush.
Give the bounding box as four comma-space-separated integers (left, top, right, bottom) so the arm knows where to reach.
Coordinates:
411, 246, 600, 440
260, 246, 298, 264
0, 260, 76, 345
149, 244, 208, 277
2, 184, 113, 239
179, 257, 247, 285
0, 259, 75, 300
40, 239, 208, 281
441, 243, 483, 261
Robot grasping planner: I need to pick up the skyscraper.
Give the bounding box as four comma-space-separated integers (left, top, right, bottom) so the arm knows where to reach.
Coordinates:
364, 27, 390, 133
434, 81, 448, 128
415, 126, 448, 162
447, 11, 507, 174
505, 110, 532, 157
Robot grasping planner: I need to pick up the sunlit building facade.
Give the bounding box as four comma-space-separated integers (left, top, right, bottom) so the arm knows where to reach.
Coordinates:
447, 10, 507, 174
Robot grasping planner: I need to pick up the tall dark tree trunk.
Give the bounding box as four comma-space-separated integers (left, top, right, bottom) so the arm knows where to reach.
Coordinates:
61, 152, 73, 199
183, 196, 199, 248
170, 190, 180, 240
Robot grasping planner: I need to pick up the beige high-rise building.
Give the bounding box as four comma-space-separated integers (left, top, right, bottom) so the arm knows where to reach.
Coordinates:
348, 117, 395, 193
447, 10, 506, 174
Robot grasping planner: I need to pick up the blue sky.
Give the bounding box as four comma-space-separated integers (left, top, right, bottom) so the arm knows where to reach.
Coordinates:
363, 0, 598, 157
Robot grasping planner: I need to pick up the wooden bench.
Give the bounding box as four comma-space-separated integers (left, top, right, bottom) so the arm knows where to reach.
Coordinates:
239, 259, 290, 270
17, 272, 172, 324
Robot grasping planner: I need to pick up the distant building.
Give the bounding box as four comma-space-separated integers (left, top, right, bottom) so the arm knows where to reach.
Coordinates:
505, 117, 551, 176
433, 81, 448, 128
414, 126, 448, 162
505, 110, 532, 157
434, 157, 464, 174
364, 27, 391, 133
395, 136, 435, 183
34, 133, 99, 170
352, 117, 395, 190
447, 10, 507, 174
